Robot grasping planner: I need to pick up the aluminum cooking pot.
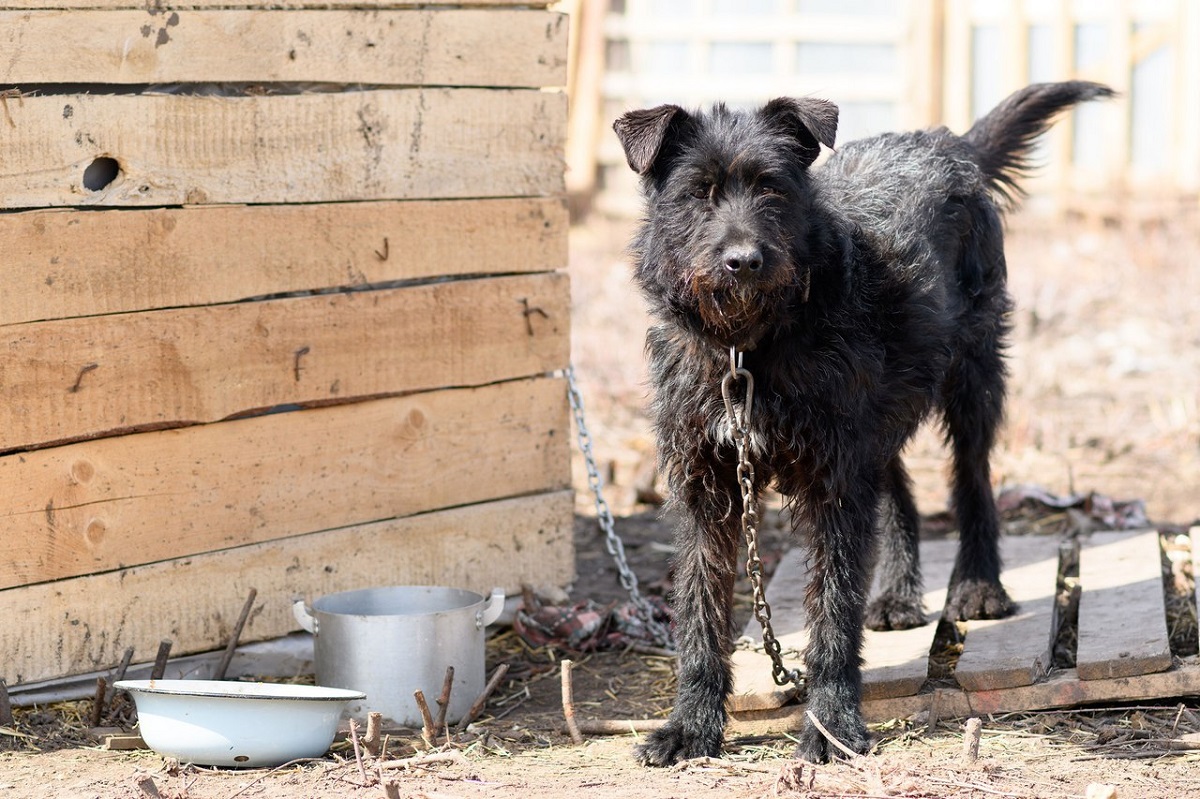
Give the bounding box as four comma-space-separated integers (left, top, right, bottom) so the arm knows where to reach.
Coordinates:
293, 585, 504, 727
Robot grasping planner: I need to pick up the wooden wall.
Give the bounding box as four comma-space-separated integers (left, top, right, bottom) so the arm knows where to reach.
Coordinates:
0, 1, 573, 685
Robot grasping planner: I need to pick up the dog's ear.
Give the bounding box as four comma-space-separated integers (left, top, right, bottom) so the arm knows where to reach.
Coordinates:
760, 97, 839, 167
613, 104, 690, 176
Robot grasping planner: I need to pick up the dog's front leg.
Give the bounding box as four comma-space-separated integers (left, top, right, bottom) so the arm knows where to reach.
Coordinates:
635, 454, 742, 766
794, 479, 879, 763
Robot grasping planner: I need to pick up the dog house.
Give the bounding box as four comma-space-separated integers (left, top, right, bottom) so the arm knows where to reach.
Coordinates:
0, 0, 572, 687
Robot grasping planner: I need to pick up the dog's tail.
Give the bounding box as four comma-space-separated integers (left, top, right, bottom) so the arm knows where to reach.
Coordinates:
964, 81, 1116, 204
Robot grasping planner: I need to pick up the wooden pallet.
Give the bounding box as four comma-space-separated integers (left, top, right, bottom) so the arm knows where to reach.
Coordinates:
729, 528, 1200, 733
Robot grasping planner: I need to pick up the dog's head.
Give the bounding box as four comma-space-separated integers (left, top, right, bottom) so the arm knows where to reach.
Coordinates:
614, 98, 838, 350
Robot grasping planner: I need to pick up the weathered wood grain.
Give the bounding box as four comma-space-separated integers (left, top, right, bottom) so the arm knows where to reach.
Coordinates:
954, 535, 1063, 691
0, 88, 565, 208
5, 0, 548, 8
0, 199, 567, 325
0, 490, 574, 686
1, 273, 569, 452
730, 547, 808, 712
0, 377, 569, 590
0, 10, 566, 87
1076, 530, 1172, 681
858, 537, 957, 701
728, 656, 1200, 734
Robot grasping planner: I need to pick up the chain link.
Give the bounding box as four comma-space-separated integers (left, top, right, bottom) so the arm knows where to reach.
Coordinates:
565, 365, 674, 649
721, 348, 805, 692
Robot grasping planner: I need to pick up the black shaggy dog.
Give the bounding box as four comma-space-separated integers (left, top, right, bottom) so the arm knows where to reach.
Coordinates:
613, 81, 1114, 765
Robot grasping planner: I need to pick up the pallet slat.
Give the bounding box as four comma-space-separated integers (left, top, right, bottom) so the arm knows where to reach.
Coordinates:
859, 538, 957, 701
0, 10, 566, 87
0, 377, 569, 590
0, 199, 567, 325
730, 548, 808, 712
730, 656, 1200, 734
5, 1, 549, 8
1076, 530, 1173, 681
0, 88, 565, 209
0, 490, 574, 686
953, 535, 1062, 692
1, 273, 568, 452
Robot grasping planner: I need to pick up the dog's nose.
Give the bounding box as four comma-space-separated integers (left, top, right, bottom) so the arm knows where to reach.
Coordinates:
723, 246, 763, 276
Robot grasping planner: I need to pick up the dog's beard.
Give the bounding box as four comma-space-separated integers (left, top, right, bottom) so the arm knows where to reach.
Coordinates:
687, 262, 795, 348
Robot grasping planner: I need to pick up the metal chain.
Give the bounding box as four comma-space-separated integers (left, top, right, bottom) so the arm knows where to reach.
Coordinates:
565, 365, 674, 649
721, 348, 804, 691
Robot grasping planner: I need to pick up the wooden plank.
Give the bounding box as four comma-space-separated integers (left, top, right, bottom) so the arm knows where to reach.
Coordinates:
0, 490, 574, 685
730, 547, 808, 712
730, 656, 1200, 734
5, 1, 549, 8
0, 88, 565, 209
0, 376, 569, 590
954, 535, 1063, 691
1076, 530, 1172, 681
0, 199, 568, 325
731, 537, 954, 711
1193, 527, 1200, 626
859, 537, 957, 701
0, 10, 566, 87
0, 273, 569, 452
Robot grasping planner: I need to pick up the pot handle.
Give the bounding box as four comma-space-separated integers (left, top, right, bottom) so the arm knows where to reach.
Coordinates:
477, 587, 505, 629
292, 600, 318, 635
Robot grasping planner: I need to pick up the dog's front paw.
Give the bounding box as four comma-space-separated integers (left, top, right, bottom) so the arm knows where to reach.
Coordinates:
794, 710, 871, 763
634, 721, 722, 767
945, 579, 1015, 621
865, 595, 927, 631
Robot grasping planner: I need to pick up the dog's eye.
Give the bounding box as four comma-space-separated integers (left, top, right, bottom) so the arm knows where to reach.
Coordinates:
760, 185, 784, 199
691, 182, 716, 203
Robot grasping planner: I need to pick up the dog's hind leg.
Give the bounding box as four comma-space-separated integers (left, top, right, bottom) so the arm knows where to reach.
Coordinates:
942, 276, 1016, 620
865, 457, 927, 630
634, 453, 743, 766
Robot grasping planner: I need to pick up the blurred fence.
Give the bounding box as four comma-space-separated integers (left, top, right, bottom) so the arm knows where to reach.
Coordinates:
567, 0, 1200, 218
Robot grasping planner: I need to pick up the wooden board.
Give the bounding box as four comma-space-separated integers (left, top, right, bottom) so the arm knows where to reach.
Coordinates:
1, 273, 568, 452
0, 490, 574, 686
0, 198, 567, 325
0, 10, 566, 87
4, 1, 549, 8
1076, 530, 1173, 681
730, 547, 808, 712
0, 88, 565, 208
732, 538, 957, 711
953, 535, 1062, 691
0, 376, 569, 590
860, 537, 957, 701
729, 656, 1200, 734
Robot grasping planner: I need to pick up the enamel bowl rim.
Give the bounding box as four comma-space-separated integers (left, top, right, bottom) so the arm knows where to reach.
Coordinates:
113, 678, 365, 702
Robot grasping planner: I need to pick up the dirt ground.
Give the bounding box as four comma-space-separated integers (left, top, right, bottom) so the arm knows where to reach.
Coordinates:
3, 212, 1200, 798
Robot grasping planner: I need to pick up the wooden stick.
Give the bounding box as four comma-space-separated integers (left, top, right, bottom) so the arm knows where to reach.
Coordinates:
433, 666, 455, 737
0, 678, 13, 727
90, 677, 107, 727
136, 776, 162, 799
577, 718, 666, 734
105, 647, 136, 714
378, 750, 467, 771
963, 717, 983, 763
414, 690, 436, 749
214, 587, 257, 681
561, 659, 583, 745
456, 663, 509, 732
363, 711, 383, 757
804, 710, 861, 760
150, 640, 172, 681
348, 718, 368, 784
